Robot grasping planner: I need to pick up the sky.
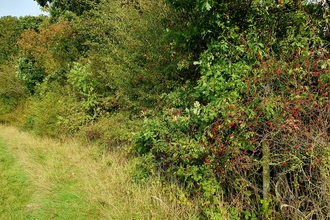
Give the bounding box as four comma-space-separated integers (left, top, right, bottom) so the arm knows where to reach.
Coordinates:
0, 0, 47, 17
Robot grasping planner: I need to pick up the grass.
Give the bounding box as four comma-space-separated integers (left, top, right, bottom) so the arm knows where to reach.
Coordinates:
0, 138, 33, 219
0, 125, 198, 219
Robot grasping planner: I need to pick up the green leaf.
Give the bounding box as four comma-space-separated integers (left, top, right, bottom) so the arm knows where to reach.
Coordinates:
205, 2, 212, 11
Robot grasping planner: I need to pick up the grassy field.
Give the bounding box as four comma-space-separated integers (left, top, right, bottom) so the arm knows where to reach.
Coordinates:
0, 125, 198, 220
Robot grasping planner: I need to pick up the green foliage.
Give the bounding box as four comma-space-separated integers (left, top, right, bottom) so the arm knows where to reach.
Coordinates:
134, 105, 220, 204
0, 61, 23, 96
16, 57, 46, 94
0, 15, 45, 65
21, 83, 78, 137
131, 153, 156, 184
14, 0, 181, 139
134, 0, 330, 218
68, 61, 103, 118
75, 0, 182, 111
35, 0, 100, 18
0, 15, 45, 123
17, 19, 82, 78
19, 15, 47, 31
0, 95, 20, 121
0, 59, 26, 123
0, 16, 22, 64
2, 0, 330, 218
79, 112, 143, 149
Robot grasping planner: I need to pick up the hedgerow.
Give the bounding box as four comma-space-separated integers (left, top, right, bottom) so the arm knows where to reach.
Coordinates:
134, 1, 330, 218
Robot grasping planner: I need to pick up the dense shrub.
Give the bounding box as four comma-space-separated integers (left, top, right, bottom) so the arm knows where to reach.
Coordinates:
16, 57, 46, 94
0, 60, 26, 123
75, 0, 184, 112
134, 1, 330, 218
20, 83, 81, 137
78, 112, 142, 150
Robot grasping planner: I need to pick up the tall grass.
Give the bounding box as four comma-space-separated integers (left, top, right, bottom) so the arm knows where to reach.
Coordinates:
0, 125, 198, 219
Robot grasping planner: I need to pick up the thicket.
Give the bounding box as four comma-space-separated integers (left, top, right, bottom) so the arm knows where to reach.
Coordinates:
1, 0, 330, 218
0, 16, 46, 123
134, 0, 330, 219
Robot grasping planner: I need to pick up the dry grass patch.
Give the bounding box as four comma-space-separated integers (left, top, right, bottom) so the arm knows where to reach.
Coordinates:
0, 125, 198, 219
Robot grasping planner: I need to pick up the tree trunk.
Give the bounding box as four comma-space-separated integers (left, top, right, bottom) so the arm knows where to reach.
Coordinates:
262, 141, 270, 200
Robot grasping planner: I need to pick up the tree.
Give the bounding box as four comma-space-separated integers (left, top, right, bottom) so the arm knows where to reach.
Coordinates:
0, 15, 45, 122
34, 0, 100, 17
17, 19, 82, 78
0, 16, 21, 64
72, 0, 182, 111
0, 15, 46, 64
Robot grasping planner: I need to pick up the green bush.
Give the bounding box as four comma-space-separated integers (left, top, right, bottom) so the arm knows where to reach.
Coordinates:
21, 83, 83, 137
0, 95, 20, 123
16, 57, 46, 95
134, 1, 330, 218
78, 112, 142, 150
75, 0, 182, 112
0, 60, 26, 124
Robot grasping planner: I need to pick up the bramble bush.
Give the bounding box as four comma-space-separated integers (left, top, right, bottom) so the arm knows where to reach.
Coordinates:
134, 1, 330, 218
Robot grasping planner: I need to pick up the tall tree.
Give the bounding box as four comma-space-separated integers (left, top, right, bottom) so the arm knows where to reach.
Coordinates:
34, 0, 100, 17
0, 16, 21, 64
